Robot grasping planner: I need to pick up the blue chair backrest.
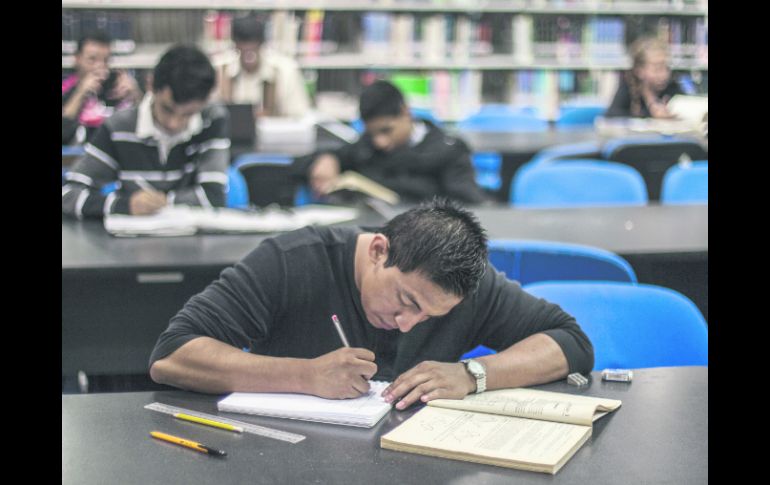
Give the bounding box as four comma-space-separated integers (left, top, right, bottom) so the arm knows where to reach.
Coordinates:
488, 240, 637, 285
603, 134, 690, 156
527, 140, 603, 166
234, 153, 293, 168
234, 153, 307, 208
512, 141, 604, 196
457, 105, 549, 132
472, 152, 503, 191
512, 159, 648, 208
661, 161, 708, 204
226, 165, 249, 208
523, 281, 708, 370
555, 105, 606, 129
463, 239, 636, 361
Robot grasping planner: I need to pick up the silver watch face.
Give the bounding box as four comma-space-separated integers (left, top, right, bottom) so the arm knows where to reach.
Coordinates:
466, 359, 485, 377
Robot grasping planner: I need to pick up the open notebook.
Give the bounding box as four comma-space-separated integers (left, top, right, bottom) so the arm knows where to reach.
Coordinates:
217, 380, 392, 428
103, 205, 359, 237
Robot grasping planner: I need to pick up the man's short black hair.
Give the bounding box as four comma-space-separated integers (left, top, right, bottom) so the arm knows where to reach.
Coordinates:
77, 30, 111, 54
359, 80, 407, 122
152, 44, 216, 104
232, 14, 266, 44
382, 197, 488, 298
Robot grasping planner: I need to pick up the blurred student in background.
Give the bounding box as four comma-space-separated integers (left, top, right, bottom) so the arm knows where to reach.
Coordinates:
62, 31, 142, 145
62, 45, 229, 219
296, 80, 488, 205
217, 14, 310, 118
605, 35, 684, 119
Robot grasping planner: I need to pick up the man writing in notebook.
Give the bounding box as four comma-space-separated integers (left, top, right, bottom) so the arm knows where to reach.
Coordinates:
294, 80, 488, 205
62, 44, 229, 219
150, 198, 593, 409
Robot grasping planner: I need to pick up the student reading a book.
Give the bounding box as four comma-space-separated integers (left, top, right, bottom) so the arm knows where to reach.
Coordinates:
605, 35, 684, 119
295, 80, 488, 205
62, 45, 230, 219
149, 198, 593, 410
216, 14, 310, 118
62, 30, 142, 145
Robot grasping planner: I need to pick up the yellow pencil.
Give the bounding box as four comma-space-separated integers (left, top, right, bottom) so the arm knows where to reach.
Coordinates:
150, 431, 227, 457
173, 413, 244, 433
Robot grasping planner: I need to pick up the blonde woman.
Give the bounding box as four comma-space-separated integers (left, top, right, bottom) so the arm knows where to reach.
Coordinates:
606, 36, 684, 118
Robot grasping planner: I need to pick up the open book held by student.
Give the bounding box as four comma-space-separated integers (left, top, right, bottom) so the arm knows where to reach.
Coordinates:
328, 171, 400, 206
380, 388, 621, 475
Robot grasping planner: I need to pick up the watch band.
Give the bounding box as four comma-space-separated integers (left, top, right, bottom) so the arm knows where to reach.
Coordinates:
461, 358, 487, 394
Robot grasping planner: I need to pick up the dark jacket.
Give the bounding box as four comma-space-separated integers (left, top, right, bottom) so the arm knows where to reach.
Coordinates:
295, 119, 488, 205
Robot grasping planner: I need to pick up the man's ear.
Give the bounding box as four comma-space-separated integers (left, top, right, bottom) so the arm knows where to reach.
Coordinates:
368, 233, 390, 264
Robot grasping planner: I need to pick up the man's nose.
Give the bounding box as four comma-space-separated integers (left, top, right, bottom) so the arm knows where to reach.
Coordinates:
394, 311, 428, 333
372, 135, 389, 150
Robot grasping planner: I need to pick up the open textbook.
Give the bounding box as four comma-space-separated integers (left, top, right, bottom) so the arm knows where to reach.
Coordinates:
329, 171, 400, 205
380, 388, 622, 475
103, 204, 359, 237
217, 380, 392, 428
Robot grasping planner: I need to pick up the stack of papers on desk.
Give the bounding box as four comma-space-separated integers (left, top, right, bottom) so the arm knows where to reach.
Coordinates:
104, 205, 359, 237
217, 380, 392, 428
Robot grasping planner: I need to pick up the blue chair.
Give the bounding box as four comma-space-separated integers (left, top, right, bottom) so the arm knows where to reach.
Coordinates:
555, 105, 606, 129
457, 105, 549, 132
463, 240, 637, 361
234, 153, 301, 208
523, 281, 708, 370
601, 135, 708, 201
527, 141, 603, 166
488, 240, 637, 285
226, 166, 249, 208
661, 161, 708, 204
512, 141, 604, 197
511, 159, 648, 208
472, 152, 503, 191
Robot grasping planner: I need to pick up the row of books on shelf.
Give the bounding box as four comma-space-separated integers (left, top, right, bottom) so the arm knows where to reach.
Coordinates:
62, 9, 707, 66
61, 0, 708, 12
314, 69, 620, 121
258, 11, 708, 63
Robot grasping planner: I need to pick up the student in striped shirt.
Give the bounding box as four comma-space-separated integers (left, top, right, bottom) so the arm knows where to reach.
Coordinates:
62, 44, 230, 218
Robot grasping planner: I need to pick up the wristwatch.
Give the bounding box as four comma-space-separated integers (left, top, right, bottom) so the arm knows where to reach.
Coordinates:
460, 358, 487, 394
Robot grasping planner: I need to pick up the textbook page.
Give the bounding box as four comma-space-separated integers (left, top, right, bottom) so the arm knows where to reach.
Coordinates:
217, 380, 392, 428
105, 205, 359, 236
380, 406, 591, 474
331, 171, 400, 205
667, 95, 708, 125
428, 388, 622, 426
191, 207, 305, 233
103, 206, 198, 237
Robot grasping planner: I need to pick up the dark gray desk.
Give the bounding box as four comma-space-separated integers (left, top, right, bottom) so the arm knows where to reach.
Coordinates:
62, 366, 708, 485
62, 204, 707, 380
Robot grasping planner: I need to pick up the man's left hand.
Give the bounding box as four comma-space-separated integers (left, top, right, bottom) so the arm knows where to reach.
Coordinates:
381, 361, 476, 410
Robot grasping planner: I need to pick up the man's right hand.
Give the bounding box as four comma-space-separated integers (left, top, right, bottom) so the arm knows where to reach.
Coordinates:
309, 154, 341, 197
129, 189, 167, 215
308, 347, 377, 399
77, 69, 109, 97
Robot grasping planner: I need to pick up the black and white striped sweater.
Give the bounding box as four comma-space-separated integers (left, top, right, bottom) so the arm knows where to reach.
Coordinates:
62, 100, 230, 218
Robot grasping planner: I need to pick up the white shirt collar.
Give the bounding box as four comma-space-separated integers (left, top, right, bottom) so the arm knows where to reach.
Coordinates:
410, 120, 428, 147
135, 92, 203, 142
